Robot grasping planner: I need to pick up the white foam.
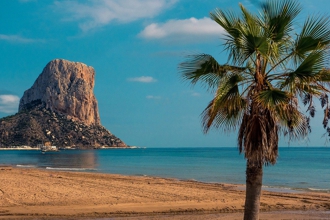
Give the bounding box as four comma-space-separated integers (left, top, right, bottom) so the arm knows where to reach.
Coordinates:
16, 164, 36, 168
45, 167, 96, 171
308, 188, 330, 192
262, 186, 303, 193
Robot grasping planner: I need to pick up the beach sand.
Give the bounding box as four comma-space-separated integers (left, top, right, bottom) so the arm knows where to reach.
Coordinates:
0, 167, 329, 219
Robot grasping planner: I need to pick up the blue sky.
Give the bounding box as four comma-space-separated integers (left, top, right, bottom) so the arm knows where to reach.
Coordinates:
1, 0, 330, 148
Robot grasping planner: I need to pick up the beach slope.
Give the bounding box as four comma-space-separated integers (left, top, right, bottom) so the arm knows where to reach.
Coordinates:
0, 167, 329, 219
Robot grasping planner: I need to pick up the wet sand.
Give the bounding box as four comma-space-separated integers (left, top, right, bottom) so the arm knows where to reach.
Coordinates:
0, 167, 329, 219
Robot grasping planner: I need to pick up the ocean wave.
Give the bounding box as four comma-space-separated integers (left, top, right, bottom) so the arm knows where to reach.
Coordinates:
262, 186, 303, 193
135, 174, 148, 177
16, 164, 37, 168
45, 167, 97, 171
262, 185, 330, 193
307, 188, 330, 192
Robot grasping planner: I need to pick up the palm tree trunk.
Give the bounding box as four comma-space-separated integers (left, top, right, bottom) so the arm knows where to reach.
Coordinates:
243, 159, 263, 220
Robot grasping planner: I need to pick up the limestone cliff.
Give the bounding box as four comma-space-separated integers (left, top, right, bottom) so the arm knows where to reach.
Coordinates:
0, 59, 126, 149
19, 59, 100, 126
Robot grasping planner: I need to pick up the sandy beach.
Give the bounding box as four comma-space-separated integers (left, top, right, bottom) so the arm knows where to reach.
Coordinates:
0, 167, 329, 219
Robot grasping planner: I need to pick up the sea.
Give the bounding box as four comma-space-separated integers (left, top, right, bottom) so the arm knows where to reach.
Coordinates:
0, 147, 329, 193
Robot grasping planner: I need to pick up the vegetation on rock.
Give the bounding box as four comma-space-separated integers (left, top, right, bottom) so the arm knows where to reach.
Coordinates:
0, 104, 126, 149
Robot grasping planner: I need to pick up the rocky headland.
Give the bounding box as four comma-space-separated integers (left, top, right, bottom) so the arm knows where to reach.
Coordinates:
0, 59, 126, 149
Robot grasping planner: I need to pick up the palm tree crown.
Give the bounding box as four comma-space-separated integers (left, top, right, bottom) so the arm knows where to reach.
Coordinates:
180, 0, 330, 165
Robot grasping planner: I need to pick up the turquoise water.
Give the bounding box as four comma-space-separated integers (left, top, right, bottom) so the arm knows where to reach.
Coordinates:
0, 147, 329, 192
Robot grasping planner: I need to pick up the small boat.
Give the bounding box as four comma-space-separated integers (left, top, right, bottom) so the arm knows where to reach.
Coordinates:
38, 141, 59, 153
40, 145, 59, 152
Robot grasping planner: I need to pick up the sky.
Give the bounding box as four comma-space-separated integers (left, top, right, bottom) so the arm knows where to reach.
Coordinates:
1, 0, 330, 148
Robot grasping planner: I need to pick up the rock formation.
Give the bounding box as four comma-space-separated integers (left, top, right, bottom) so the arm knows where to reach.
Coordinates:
0, 59, 127, 149
19, 59, 100, 126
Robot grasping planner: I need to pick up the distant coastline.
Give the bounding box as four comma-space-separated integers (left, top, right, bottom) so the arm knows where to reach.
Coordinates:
0, 146, 40, 150
0, 145, 140, 150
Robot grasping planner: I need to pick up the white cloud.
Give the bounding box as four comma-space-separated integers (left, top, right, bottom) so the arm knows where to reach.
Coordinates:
54, 0, 177, 32
146, 95, 161, 99
128, 76, 157, 83
139, 17, 225, 41
0, 95, 20, 113
0, 34, 43, 43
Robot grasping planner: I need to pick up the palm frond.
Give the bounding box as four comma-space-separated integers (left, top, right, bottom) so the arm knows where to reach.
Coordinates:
238, 4, 269, 60
281, 50, 328, 92
256, 88, 289, 110
294, 16, 330, 62
261, 0, 301, 42
201, 96, 247, 133
315, 69, 330, 91
211, 6, 268, 65
201, 73, 247, 132
210, 8, 243, 64
277, 103, 310, 139
317, 68, 330, 81
179, 54, 247, 90
210, 8, 240, 37
239, 33, 269, 60
239, 3, 261, 37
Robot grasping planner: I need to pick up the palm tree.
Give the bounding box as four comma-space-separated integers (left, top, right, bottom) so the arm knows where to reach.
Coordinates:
179, 0, 330, 219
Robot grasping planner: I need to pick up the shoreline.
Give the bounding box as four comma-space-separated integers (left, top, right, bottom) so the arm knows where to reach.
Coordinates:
0, 167, 329, 219
0, 146, 139, 150
3, 163, 330, 194
0, 148, 40, 150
